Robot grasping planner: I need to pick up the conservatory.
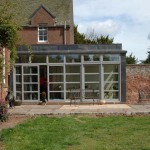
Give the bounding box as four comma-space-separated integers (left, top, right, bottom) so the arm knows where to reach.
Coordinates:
12, 44, 126, 103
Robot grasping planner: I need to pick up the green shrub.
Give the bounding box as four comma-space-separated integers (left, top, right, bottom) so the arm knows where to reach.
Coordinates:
0, 100, 8, 122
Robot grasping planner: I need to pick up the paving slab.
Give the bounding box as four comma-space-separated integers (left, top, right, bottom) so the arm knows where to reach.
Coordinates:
8, 104, 150, 116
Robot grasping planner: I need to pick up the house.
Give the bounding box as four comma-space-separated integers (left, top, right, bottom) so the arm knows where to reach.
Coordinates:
17, 0, 74, 45
7, 0, 127, 103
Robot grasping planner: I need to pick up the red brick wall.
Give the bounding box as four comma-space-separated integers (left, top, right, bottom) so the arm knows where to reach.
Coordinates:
126, 65, 150, 104
18, 27, 71, 45
31, 7, 55, 26
0, 48, 9, 101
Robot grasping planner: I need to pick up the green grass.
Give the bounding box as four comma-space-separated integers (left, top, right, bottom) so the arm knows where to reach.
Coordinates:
0, 116, 150, 150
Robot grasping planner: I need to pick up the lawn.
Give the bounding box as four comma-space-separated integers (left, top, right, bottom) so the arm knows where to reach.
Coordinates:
0, 115, 150, 150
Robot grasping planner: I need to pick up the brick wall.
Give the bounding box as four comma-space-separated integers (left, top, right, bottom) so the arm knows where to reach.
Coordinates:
126, 65, 150, 104
18, 27, 71, 45
0, 48, 9, 101
31, 7, 55, 26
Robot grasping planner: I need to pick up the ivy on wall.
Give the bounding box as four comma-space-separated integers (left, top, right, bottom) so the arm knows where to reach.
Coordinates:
0, 0, 20, 84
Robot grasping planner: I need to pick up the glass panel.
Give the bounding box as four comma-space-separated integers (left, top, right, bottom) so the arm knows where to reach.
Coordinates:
66, 83, 80, 91
49, 55, 64, 63
103, 55, 119, 61
85, 65, 99, 73
104, 83, 119, 90
24, 75, 38, 82
66, 75, 80, 82
32, 93, 38, 100
24, 93, 31, 100
39, 31, 43, 35
39, 36, 43, 41
84, 54, 99, 61
85, 74, 99, 82
32, 55, 46, 63
49, 75, 63, 82
85, 83, 99, 90
49, 66, 63, 74
66, 90, 81, 100
16, 92, 22, 100
66, 92, 72, 99
16, 55, 29, 63
50, 92, 64, 99
44, 36, 47, 41
16, 84, 22, 91
66, 66, 80, 73
104, 65, 118, 73
24, 66, 38, 74
24, 93, 38, 100
84, 90, 99, 99
49, 84, 63, 91
112, 92, 119, 99
16, 67, 21, 74
104, 91, 119, 99
104, 74, 118, 81
24, 84, 38, 91
16, 75, 21, 82
39, 26, 46, 30
43, 30, 47, 35
66, 54, 81, 63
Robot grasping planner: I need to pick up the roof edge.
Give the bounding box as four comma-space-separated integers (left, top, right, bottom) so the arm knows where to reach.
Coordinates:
30, 4, 56, 19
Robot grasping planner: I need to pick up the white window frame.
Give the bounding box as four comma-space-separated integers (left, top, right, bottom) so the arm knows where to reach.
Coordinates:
38, 25, 48, 42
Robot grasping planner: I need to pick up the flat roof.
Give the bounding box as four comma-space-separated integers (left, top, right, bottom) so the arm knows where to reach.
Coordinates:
17, 44, 127, 55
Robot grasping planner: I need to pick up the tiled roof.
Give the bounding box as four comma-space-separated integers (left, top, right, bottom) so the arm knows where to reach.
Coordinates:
4, 0, 73, 26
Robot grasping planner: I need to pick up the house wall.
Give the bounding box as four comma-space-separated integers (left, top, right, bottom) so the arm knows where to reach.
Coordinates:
0, 48, 10, 101
31, 7, 55, 26
18, 27, 71, 45
18, 4, 73, 45
0, 1, 74, 102
126, 64, 150, 104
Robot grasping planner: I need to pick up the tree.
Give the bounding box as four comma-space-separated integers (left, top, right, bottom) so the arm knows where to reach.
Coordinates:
74, 25, 114, 44
142, 52, 150, 64
0, 0, 19, 70
74, 25, 86, 44
126, 53, 138, 64
96, 35, 113, 44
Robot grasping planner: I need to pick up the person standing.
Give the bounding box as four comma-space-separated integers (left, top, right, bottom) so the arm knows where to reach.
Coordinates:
5, 91, 15, 108
41, 91, 47, 104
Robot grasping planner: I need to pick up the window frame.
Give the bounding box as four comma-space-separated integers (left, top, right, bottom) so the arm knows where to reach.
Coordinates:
38, 25, 48, 43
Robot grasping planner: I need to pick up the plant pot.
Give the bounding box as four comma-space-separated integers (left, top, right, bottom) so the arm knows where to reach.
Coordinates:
99, 100, 105, 105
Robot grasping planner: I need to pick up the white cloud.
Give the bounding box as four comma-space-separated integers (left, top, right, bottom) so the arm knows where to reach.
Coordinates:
73, 0, 150, 60
74, 0, 150, 23
78, 20, 121, 37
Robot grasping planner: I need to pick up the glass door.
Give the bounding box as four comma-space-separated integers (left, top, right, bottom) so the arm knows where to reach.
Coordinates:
48, 66, 64, 100
66, 65, 81, 100
103, 64, 119, 101
15, 66, 22, 101
40, 66, 47, 100
84, 64, 100, 101
23, 65, 39, 101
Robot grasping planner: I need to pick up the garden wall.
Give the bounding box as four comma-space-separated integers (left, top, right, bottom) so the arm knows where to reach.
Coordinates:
126, 65, 150, 104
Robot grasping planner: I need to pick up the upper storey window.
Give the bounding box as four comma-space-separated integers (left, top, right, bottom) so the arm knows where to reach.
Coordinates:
38, 25, 48, 42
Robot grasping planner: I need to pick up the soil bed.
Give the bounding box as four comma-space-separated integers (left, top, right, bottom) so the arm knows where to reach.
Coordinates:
0, 115, 31, 130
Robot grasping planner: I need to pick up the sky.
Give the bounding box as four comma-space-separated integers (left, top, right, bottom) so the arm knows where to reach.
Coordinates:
73, 0, 150, 61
